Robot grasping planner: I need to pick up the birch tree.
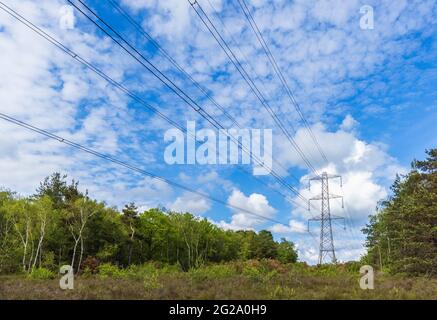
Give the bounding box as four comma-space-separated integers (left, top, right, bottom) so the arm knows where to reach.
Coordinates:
30, 196, 54, 271
67, 197, 98, 274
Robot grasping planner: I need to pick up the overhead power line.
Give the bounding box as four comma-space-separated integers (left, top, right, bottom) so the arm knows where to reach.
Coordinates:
0, 0, 314, 211
199, 1, 360, 256
236, 0, 328, 164
68, 0, 220, 128
0, 111, 292, 227
106, 0, 240, 129
203, 0, 303, 148
0, 1, 183, 132
233, 1, 365, 253
188, 0, 320, 177
66, 0, 314, 205
105, 0, 302, 185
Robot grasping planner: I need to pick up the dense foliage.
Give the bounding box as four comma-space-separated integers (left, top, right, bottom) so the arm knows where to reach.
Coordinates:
0, 173, 298, 274
362, 149, 437, 275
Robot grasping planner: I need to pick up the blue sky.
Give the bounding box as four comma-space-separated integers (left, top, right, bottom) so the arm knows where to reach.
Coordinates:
0, 0, 436, 263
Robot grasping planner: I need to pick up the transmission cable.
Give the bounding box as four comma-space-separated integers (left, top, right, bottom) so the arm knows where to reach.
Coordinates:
105, 0, 299, 184
66, 0, 314, 205
236, 0, 328, 164
0, 1, 314, 210
188, 0, 320, 177
0, 111, 295, 227
107, 0, 240, 129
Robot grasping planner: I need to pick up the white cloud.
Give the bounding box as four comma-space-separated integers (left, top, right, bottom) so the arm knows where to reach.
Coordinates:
122, 0, 191, 40
218, 189, 276, 230
275, 115, 405, 264
59, 5, 75, 30
340, 114, 358, 131
0, 0, 153, 205
313, 0, 359, 27
294, 234, 366, 264
0, 0, 433, 264
270, 219, 307, 234
168, 192, 211, 215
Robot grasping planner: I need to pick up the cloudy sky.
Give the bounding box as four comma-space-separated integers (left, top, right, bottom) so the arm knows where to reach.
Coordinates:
0, 0, 436, 264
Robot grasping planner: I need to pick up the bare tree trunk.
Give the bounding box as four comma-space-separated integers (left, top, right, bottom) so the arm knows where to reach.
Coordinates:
128, 223, 135, 265
70, 203, 96, 275
20, 230, 28, 272
39, 247, 42, 268
194, 237, 200, 267
166, 236, 169, 262
77, 237, 84, 274
70, 236, 79, 272
28, 241, 34, 273
186, 241, 191, 270
378, 244, 383, 270
182, 229, 191, 270
32, 216, 46, 271
15, 219, 30, 273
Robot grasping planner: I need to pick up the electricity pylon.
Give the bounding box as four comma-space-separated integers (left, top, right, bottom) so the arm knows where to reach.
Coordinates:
307, 172, 345, 265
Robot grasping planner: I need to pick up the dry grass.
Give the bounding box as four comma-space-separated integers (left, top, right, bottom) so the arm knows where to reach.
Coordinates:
1, 262, 436, 300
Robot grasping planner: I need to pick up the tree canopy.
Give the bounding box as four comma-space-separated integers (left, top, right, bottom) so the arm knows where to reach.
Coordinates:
362, 149, 437, 275
0, 174, 299, 274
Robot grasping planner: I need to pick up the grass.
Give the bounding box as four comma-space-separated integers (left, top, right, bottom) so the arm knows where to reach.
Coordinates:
1, 260, 436, 300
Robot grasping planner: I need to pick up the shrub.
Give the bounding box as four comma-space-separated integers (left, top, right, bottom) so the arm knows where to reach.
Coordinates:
98, 263, 126, 278
260, 259, 288, 274
344, 261, 362, 273
189, 263, 235, 281
268, 285, 296, 299
311, 264, 342, 276
289, 262, 311, 275
143, 270, 162, 291
81, 256, 100, 274
158, 263, 182, 274
41, 252, 56, 270
125, 264, 157, 278
28, 267, 56, 280
122, 262, 181, 279
242, 265, 277, 283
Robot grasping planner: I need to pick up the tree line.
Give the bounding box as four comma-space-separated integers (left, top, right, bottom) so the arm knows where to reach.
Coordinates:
362, 149, 437, 275
0, 173, 298, 274
1, 149, 434, 276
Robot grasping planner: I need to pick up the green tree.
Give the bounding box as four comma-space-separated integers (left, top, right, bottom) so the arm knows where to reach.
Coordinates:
121, 203, 139, 265
35, 172, 82, 209
0, 191, 21, 273
254, 230, 277, 259
0, 173, 303, 275
276, 238, 298, 263
66, 197, 100, 273
363, 149, 437, 275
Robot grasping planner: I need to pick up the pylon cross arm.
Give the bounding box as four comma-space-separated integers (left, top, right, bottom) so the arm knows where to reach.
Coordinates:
328, 193, 342, 199
309, 195, 323, 201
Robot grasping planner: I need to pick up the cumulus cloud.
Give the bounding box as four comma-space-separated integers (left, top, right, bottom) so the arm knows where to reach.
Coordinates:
297, 236, 366, 265
0, 0, 434, 263
279, 116, 404, 221
168, 192, 211, 215
270, 219, 307, 234
273, 114, 406, 263
122, 0, 192, 40
340, 114, 358, 131
59, 5, 75, 30
218, 189, 276, 230
0, 0, 157, 205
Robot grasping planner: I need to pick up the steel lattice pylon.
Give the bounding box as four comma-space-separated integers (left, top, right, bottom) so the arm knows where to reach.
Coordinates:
308, 172, 344, 264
